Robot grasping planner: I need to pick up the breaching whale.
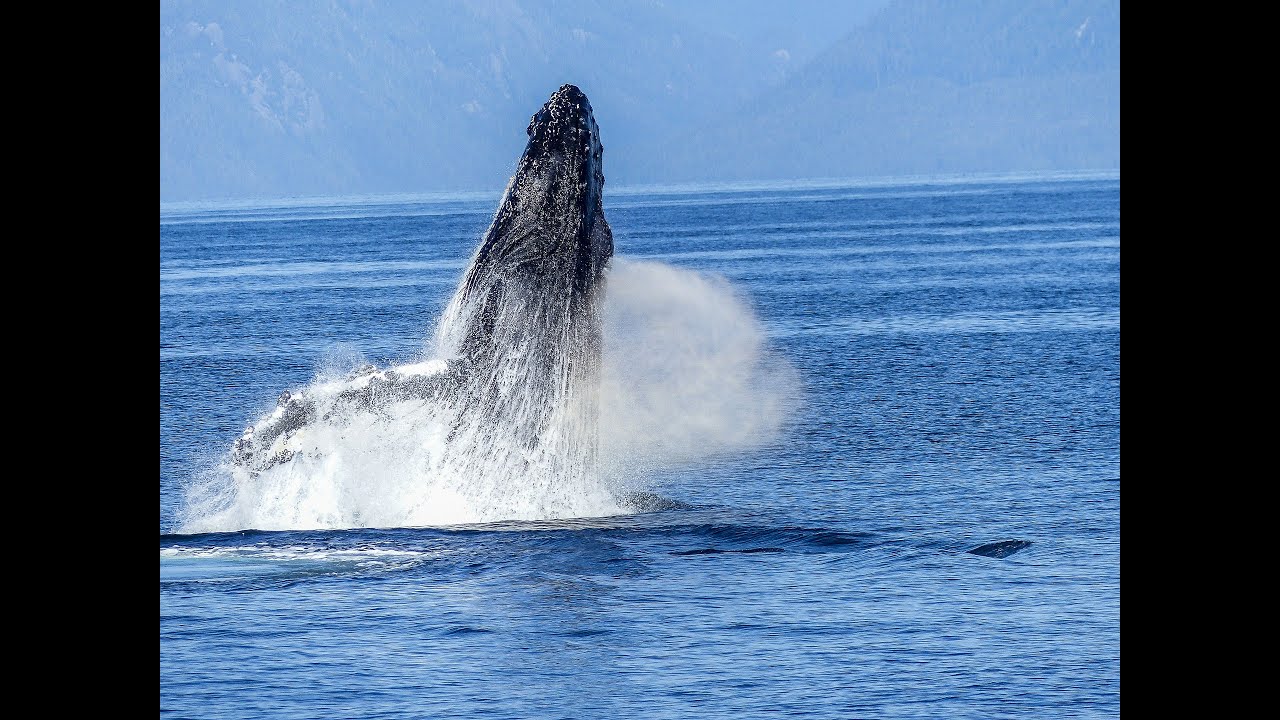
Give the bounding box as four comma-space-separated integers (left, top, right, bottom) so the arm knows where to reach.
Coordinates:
230, 84, 614, 492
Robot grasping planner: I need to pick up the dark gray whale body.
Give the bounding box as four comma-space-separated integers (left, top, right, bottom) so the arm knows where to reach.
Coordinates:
232, 85, 613, 481
967, 540, 1032, 558
443, 84, 613, 439
456, 82, 612, 363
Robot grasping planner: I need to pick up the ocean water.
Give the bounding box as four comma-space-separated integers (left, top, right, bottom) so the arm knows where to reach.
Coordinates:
160, 171, 1120, 718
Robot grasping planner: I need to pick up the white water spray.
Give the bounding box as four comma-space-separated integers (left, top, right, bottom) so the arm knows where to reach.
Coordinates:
600, 260, 797, 474
177, 259, 795, 533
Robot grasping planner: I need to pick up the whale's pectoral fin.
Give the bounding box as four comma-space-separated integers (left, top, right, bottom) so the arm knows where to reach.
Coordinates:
335, 371, 458, 411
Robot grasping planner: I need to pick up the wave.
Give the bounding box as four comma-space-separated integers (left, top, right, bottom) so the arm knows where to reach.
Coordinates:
160, 517, 1032, 588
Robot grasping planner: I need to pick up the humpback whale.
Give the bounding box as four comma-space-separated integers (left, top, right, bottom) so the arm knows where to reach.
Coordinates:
230, 84, 614, 497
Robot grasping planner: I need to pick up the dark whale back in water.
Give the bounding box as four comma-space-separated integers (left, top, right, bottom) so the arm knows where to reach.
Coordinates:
967, 540, 1032, 558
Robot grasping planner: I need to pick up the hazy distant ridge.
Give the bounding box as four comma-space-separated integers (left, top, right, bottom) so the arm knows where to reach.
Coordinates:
647, 0, 1119, 180
159, 0, 1118, 201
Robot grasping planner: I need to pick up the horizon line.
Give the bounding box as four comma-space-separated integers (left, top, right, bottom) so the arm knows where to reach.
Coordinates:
160, 167, 1120, 214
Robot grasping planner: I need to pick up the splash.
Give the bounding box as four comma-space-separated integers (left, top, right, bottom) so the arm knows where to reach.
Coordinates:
600, 260, 797, 474
177, 258, 794, 533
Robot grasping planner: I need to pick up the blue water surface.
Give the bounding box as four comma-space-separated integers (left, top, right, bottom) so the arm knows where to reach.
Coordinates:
160, 172, 1120, 718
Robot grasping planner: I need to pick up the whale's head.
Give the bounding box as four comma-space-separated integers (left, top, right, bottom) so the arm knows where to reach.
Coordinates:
445, 84, 613, 368
523, 84, 605, 223
465, 84, 612, 298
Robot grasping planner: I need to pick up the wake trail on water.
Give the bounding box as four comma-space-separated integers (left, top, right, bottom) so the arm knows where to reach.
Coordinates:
177, 259, 797, 533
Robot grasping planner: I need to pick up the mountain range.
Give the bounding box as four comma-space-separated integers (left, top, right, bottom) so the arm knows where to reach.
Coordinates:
159, 0, 1118, 202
